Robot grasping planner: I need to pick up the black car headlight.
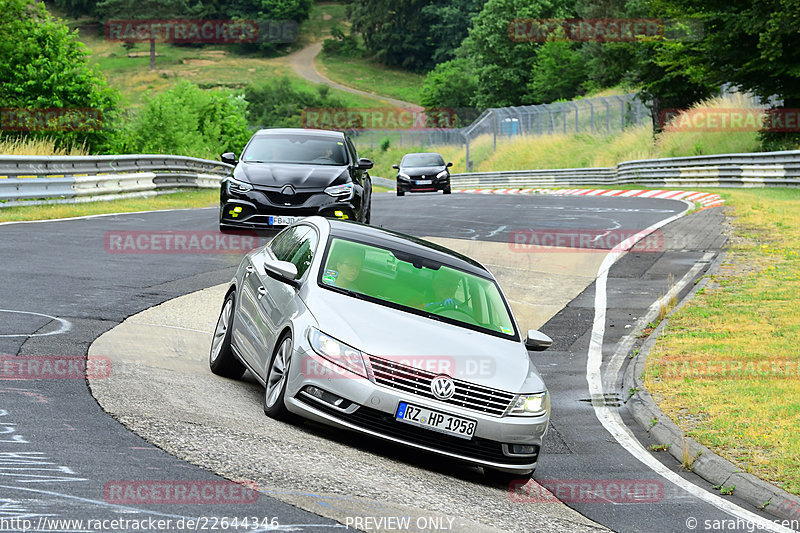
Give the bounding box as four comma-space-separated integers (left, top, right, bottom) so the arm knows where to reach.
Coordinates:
397, 172, 411, 181
508, 392, 548, 417
227, 177, 253, 194
324, 183, 354, 200
436, 170, 448, 179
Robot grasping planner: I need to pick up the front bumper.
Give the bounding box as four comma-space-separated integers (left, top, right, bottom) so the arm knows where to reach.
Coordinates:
397, 175, 450, 193
220, 185, 361, 229
284, 348, 548, 473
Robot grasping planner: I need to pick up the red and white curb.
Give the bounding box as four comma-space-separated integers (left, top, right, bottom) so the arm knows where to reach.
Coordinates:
453, 188, 724, 209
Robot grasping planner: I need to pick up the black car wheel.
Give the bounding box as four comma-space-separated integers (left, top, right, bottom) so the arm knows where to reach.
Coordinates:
209, 292, 246, 379
263, 333, 296, 421
397, 188, 405, 197
443, 184, 451, 194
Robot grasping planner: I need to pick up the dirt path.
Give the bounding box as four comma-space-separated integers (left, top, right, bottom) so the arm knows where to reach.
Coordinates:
285, 42, 424, 111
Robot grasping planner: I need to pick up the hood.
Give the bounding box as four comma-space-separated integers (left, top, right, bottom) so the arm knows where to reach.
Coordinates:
400, 165, 446, 177
235, 162, 349, 189
302, 288, 545, 393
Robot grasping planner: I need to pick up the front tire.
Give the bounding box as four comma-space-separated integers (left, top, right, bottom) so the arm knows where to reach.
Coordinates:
397, 188, 405, 197
209, 292, 246, 379
263, 333, 295, 421
443, 185, 451, 195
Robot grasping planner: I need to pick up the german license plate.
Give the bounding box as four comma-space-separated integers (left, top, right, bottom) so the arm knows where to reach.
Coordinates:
395, 401, 476, 440
415, 180, 432, 185
267, 215, 304, 226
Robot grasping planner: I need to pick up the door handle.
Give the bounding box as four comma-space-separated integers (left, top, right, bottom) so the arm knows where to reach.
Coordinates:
257, 286, 267, 299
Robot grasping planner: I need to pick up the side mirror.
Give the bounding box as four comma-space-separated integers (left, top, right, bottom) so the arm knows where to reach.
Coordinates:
357, 158, 374, 170
221, 152, 238, 165
525, 329, 552, 351
446, 162, 453, 168
392, 164, 400, 170
264, 258, 298, 283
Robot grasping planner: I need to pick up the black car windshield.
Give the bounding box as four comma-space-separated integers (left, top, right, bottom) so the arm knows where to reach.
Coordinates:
401, 153, 445, 167
242, 134, 349, 166
318, 237, 518, 340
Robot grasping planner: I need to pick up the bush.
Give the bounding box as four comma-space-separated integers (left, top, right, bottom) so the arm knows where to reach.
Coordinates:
114, 81, 250, 159
380, 137, 391, 152
322, 25, 361, 57
245, 77, 345, 129
0, 0, 120, 153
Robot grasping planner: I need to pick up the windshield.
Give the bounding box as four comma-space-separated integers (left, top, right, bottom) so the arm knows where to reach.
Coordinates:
242, 134, 349, 166
401, 153, 445, 167
318, 237, 517, 339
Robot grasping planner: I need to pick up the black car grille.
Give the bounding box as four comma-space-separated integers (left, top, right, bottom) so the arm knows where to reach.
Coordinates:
300, 398, 538, 466
368, 356, 516, 417
262, 191, 315, 206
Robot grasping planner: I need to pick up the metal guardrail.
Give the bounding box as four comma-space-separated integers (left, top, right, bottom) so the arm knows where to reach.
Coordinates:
2, 150, 800, 206
451, 150, 800, 189
0, 155, 232, 204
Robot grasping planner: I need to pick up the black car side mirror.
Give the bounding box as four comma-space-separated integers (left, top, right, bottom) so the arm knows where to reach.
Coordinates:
221, 152, 238, 165
446, 162, 453, 168
392, 164, 400, 170
357, 158, 374, 170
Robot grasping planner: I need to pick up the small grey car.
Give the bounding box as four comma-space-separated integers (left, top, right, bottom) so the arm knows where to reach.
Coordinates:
210, 216, 552, 480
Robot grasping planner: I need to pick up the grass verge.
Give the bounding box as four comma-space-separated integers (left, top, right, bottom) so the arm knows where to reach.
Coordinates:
0, 189, 219, 223
644, 188, 800, 496
315, 52, 424, 106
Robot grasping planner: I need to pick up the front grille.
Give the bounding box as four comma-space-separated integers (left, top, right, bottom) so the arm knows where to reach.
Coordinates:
299, 397, 538, 466
368, 356, 516, 417
263, 191, 315, 206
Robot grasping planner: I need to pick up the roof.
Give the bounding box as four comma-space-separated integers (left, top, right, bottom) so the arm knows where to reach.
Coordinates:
254, 128, 344, 138
326, 219, 488, 277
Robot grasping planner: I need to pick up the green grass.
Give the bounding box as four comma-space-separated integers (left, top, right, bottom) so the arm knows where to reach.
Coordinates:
298, 2, 350, 45
0, 189, 219, 223
78, 27, 387, 110
316, 52, 425, 105
645, 188, 800, 496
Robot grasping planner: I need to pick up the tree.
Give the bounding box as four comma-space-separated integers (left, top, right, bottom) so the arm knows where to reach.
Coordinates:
465, 0, 575, 108
528, 40, 587, 103
96, 0, 189, 70
348, 0, 485, 73
0, 0, 119, 151
420, 57, 479, 123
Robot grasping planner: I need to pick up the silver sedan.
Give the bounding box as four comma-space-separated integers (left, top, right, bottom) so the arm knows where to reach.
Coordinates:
209, 216, 552, 480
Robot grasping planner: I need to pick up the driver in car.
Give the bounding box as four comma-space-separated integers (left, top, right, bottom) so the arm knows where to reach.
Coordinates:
425, 269, 463, 310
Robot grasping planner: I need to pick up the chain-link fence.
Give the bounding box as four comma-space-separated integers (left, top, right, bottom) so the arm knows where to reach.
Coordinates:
351, 93, 649, 171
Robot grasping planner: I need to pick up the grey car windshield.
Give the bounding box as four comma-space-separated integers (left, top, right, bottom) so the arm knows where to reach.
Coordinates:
401, 153, 444, 167
319, 237, 517, 339
242, 135, 349, 165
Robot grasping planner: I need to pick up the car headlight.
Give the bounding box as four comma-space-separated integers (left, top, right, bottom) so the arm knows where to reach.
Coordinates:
307, 328, 368, 378
397, 172, 411, 180
436, 170, 448, 179
508, 392, 548, 417
324, 183, 354, 199
227, 177, 253, 194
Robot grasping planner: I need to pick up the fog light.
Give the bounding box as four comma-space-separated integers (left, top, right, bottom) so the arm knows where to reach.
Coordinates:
333, 210, 349, 219
306, 385, 324, 400
511, 444, 537, 455
302, 386, 351, 408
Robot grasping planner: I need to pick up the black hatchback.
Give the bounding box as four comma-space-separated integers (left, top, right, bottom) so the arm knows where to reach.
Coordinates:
393, 152, 452, 196
219, 128, 373, 231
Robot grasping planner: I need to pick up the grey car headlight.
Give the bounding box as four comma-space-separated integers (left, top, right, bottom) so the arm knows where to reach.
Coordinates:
308, 328, 368, 378
397, 172, 411, 180
436, 170, 448, 179
508, 392, 548, 417
324, 183, 354, 199
227, 177, 253, 194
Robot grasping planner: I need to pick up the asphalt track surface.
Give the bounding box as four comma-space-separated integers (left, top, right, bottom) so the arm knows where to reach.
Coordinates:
0, 192, 784, 532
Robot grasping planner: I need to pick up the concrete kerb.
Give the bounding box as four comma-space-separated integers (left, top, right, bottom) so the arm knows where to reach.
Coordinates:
622, 250, 800, 520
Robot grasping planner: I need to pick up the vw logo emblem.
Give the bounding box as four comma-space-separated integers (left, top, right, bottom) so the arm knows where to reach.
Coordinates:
431, 375, 455, 400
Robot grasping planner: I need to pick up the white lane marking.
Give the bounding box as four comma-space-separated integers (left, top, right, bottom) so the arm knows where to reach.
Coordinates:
0, 310, 71, 338
587, 207, 794, 533
0, 207, 216, 227
602, 249, 715, 390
